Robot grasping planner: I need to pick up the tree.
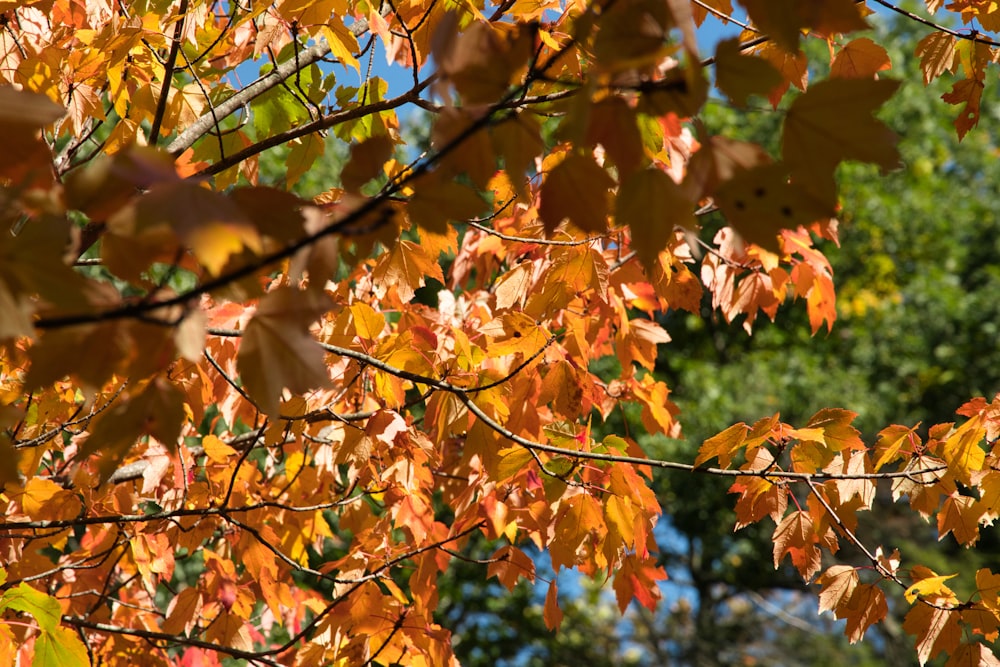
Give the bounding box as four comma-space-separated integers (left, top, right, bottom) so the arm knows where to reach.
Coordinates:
1, 0, 999, 665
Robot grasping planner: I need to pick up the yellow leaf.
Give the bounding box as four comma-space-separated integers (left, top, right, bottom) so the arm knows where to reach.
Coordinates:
695, 422, 748, 468
21, 478, 78, 521
202, 434, 237, 463
905, 568, 958, 604
496, 446, 534, 482
349, 302, 385, 340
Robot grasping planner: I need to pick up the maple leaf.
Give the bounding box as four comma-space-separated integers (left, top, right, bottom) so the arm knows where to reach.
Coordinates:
715, 163, 834, 253
843, 584, 888, 643
341, 135, 395, 192
741, 0, 869, 52
695, 422, 749, 468
612, 554, 667, 613
539, 154, 615, 235
817, 565, 859, 616
407, 173, 487, 235
82, 377, 186, 481
782, 78, 901, 190
544, 581, 564, 630
772, 510, 823, 580
941, 78, 984, 141
904, 602, 962, 665
714, 38, 783, 107
371, 240, 446, 303
616, 168, 696, 273
830, 38, 892, 79
238, 287, 333, 416
487, 545, 536, 591
915, 31, 958, 85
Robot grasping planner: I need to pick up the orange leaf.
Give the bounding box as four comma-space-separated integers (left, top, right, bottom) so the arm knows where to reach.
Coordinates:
942, 78, 984, 141
938, 494, 983, 546
372, 240, 446, 303
830, 37, 891, 79
817, 565, 859, 616
843, 584, 887, 643
915, 31, 957, 85
544, 580, 564, 630
695, 422, 748, 468
903, 601, 962, 665
772, 510, 822, 580
783, 78, 901, 185
612, 554, 666, 613
487, 545, 536, 591
21, 477, 82, 522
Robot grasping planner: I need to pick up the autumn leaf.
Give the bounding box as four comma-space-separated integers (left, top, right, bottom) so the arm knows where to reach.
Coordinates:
941, 78, 984, 141
817, 565, 859, 616
904, 602, 963, 665
772, 510, 823, 580
830, 38, 892, 79
843, 584, 888, 643
915, 31, 957, 84
539, 154, 615, 235
34, 626, 90, 667
487, 545, 536, 591
695, 422, 749, 468
407, 174, 486, 235
616, 168, 696, 273
341, 135, 395, 192
783, 78, 901, 187
238, 287, 333, 416
612, 554, 667, 613
714, 38, 783, 107
371, 240, 446, 303
82, 377, 186, 480
544, 580, 564, 630
715, 164, 834, 253
0, 583, 62, 632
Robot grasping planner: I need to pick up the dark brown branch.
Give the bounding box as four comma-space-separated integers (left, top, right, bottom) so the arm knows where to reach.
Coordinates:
148, 0, 189, 144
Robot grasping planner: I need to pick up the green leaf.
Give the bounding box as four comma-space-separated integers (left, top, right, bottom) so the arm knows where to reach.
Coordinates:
34, 626, 89, 667
1, 583, 62, 632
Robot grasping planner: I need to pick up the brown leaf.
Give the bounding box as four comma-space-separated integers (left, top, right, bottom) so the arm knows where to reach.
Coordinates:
714, 38, 783, 106
238, 287, 333, 416
538, 154, 614, 235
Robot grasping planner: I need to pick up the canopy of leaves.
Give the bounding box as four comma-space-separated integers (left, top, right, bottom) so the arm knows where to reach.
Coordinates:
1, 1, 1000, 665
